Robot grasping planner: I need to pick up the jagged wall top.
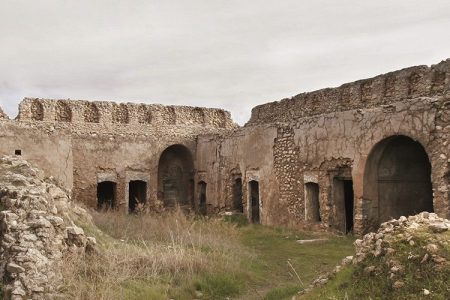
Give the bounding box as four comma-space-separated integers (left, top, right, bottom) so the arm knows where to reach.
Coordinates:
17, 98, 236, 129
247, 59, 450, 125
0, 106, 9, 120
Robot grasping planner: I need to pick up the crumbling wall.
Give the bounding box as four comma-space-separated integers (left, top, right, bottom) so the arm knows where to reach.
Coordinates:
197, 59, 450, 234
0, 156, 95, 299
17, 98, 236, 129
248, 59, 450, 125
0, 105, 9, 120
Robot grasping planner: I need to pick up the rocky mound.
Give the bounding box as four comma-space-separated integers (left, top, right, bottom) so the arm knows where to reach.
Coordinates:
307, 212, 450, 299
352, 212, 449, 292
0, 156, 96, 299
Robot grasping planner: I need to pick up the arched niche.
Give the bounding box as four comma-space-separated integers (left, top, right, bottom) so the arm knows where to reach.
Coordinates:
157, 144, 194, 208
363, 135, 433, 225
55, 101, 72, 122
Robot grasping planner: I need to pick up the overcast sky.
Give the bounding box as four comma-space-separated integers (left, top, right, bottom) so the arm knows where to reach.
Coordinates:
1, 0, 450, 124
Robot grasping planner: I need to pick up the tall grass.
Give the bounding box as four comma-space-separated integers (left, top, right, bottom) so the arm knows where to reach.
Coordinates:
62, 208, 252, 299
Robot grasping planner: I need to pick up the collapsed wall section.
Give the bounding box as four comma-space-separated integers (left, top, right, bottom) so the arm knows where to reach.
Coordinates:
0, 156, 95, 299
248, 59, 450, 125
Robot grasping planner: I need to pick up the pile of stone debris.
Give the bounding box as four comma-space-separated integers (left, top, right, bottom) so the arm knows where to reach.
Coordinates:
0, 156, 96, 299
305, 212, 450, 295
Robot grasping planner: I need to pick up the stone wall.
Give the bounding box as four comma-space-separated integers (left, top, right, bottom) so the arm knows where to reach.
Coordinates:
17, 98, 236, 129
0, 121, 73, 190
248, 59, 450, 125
0, 156, 95, 299
0, 59, 448, 236
196, 59, 450, 234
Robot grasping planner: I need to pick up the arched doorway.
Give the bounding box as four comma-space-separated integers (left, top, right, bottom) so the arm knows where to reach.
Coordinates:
364, 135, 433, 224
158, 144, 194, 208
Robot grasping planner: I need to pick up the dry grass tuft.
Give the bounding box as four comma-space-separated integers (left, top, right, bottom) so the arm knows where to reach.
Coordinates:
62, 208, 251, 299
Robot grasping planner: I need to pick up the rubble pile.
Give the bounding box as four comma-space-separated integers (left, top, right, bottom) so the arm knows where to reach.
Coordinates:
0, 156, 96, 299
306, 212, 450, 296
351, 212, 449, 289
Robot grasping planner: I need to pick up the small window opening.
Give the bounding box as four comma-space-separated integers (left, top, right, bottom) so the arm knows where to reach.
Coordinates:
14, 150, 22, 156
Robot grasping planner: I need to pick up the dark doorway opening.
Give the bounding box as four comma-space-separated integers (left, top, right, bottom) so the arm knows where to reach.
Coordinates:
333, 176, 354, 234
129, 180, 147, 213
305, 182, 320, 222
157, 144, 194, 208
249, 180, 260, 224
233, 178, 243, 212
344, 180, 354, 233
198, 181, 207, 215
97, 181, 117, 210
189, 179, 195, 207
364, 135, 433, 226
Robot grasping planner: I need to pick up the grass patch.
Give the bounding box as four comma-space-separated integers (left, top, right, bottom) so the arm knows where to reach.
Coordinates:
304, 231, 450, 300
63, 209, 355, 299
223, 213, 249, 227
264, 284, 302, 300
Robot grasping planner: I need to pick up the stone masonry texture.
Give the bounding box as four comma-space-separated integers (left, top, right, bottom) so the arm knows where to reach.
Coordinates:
0, 59, 448, 236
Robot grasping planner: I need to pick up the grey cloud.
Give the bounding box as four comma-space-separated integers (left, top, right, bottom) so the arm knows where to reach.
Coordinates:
1, 0, 450, 123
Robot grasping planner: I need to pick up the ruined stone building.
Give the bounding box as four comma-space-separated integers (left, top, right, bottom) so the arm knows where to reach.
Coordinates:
0, 59, 449, 234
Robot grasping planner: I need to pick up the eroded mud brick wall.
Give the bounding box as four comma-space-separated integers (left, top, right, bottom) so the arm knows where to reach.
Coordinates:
12, 99, 237, 211
0, 119, 74, 190
197, 59, 450, 233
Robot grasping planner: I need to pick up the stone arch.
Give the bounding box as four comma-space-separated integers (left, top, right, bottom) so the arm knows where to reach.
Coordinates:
363, 135, 433, 225
217, 110, 227, 128
31, 100, 44, 121
384, 75, 397, 97
137, 105, 152, 124
166, 107, 176, 125
408, 72, 422, 96
431, 71, 446, 94
112, 103, 129, 124
55, 101, 72, 122
84, 103, 100, 123
339, 85, 351, 103
157, 144, 194, 208
192, 108, 205, 124
360, 81, 372, 102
